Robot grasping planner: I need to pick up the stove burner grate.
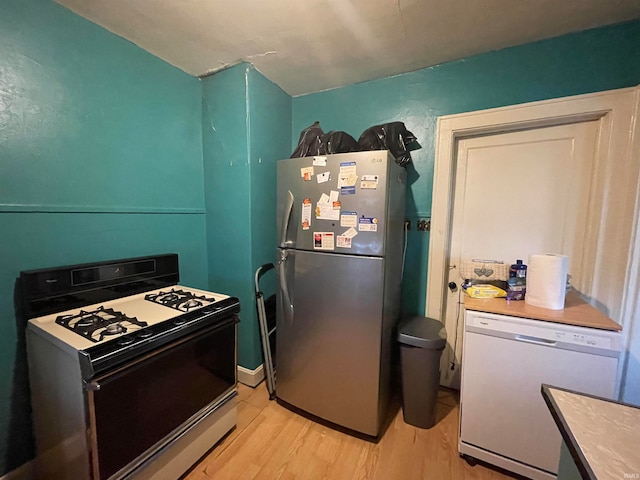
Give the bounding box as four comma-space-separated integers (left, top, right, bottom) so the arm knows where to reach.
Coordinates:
145, 289, 215, 312
56, 306, 148, 343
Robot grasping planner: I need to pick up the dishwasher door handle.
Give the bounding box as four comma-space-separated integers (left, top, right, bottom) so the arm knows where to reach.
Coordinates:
514, 334, 557, 346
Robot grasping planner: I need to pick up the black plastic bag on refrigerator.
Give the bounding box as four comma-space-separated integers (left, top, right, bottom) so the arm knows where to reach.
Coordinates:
357, 122, 418, 166
318, 131, 360, 155
290, 121, 324, 158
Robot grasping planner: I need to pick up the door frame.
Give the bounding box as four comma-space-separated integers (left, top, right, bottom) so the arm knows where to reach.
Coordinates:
425, 86, 640, 395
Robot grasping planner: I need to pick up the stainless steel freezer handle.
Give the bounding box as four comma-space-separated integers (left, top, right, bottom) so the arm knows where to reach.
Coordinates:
279, 190, 295, 248
278, 249, 294, 323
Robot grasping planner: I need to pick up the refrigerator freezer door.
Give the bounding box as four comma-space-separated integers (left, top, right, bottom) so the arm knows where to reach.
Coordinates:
277, 151, 404, 256
276, 249, 385, 436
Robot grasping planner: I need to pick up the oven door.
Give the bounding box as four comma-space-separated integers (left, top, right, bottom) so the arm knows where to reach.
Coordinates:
85, 316, 237, 480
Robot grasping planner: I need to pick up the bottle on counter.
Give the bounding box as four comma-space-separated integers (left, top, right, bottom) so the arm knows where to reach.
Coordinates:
507, 259, 527, 300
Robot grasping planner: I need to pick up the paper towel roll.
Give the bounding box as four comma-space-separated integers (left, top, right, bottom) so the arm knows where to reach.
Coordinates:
525, 254, 569, 310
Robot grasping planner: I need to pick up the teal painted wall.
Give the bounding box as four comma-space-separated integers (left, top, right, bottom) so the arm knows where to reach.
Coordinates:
2, 3, 639, 475
292, 21, 640, 318
202, 65, 255, 368
247, 68, 292, 321
202, 64, 291, 370
0, 0, 204, 475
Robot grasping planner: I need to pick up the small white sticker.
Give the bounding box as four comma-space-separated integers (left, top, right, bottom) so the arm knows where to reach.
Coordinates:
313, 232, 335, 250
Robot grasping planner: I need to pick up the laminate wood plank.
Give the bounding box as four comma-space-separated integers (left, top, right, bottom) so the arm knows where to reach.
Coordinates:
184, 384, 517, 480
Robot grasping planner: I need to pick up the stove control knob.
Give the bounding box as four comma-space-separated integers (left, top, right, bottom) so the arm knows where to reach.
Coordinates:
137, 330, 153, 339
117, 337, 135, 346
173, 318, 187, 326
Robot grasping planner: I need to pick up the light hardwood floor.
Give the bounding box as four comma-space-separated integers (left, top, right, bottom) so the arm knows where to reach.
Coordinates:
184, 383, 517, 480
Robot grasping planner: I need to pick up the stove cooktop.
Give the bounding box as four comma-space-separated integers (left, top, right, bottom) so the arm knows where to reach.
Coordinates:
55, 306, 148, 343
144, 288, 217, 312
28, 285, 232, 351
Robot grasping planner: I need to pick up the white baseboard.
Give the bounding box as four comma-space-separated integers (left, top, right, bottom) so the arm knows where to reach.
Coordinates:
1, 460, 34, 480
237, 364, 264, 387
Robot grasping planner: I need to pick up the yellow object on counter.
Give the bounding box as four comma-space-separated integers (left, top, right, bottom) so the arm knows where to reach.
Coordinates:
464, 284, 507, 298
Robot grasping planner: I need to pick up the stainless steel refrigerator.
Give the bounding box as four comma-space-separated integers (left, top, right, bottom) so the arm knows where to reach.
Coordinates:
276, 150, 406, 436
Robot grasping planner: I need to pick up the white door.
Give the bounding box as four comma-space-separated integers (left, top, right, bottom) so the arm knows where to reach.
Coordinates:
441, 121, 599, 387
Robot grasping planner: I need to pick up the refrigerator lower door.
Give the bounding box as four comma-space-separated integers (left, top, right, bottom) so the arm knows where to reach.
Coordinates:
276, 249, 385, 436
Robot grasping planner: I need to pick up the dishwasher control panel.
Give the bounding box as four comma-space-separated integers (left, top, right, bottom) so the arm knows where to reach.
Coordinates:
467, 312, 621, 352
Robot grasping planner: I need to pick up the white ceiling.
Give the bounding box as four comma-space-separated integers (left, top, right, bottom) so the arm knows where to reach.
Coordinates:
55, 0, 640, 97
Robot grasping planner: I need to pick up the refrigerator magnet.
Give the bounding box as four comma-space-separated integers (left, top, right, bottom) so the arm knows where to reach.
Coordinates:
332, 200, 341, 210
343, 227, 358, 238
336, 235, 352, 248
313, 232, 335, 250
340, 211, 358, 227
339, 161, 357, 176
317, 171, 330, 183
300, 166, 314, 181
316, 203, 340, 220
360, 175, 379, 189
301, 198, 312, 230
358, 217, 378, 232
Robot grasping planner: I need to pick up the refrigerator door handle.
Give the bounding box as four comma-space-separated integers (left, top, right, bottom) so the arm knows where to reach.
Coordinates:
278, 249, 294, 323
279, 190, 295, 248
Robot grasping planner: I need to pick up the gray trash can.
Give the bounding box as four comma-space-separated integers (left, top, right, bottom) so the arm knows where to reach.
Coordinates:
397, 315, 447, 429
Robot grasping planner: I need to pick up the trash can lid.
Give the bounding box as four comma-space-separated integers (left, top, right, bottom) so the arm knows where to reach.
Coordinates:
397, 315, 447, 350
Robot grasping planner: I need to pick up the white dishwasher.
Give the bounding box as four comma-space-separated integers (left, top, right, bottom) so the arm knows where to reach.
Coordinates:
459, 309, 622, 480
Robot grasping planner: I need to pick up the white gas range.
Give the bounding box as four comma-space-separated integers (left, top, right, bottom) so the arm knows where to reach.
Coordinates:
21, 254, 240, 480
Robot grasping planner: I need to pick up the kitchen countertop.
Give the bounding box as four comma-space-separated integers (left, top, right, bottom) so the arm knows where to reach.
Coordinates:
541, 384, 640, 480
463, 290, 622, 331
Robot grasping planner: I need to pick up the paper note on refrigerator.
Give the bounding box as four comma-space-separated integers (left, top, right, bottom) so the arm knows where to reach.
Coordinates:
358, 217, 378, 232
360, 175, 379, 189
337, 162, 358, 190
336, 227, 357, 248
313, 232, 335, 250
301, 198, 311, 230
313, 156, 327, 166
300, 166, 314, 181
343, 227, 358, 238
336, 235, 352, 248
317, 171, 330, 184
316, 203, 340, 220
340, 211, 358, 227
